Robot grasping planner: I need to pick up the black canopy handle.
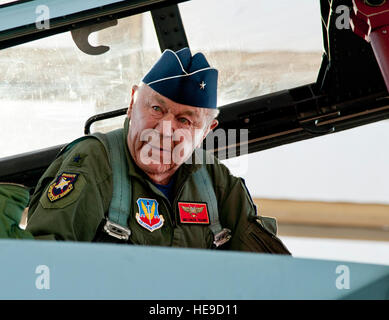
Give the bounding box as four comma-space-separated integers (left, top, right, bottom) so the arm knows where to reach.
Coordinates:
71, 19, 118, 55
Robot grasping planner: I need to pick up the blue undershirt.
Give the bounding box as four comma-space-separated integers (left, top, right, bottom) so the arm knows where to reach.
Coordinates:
152, 175, 176, 203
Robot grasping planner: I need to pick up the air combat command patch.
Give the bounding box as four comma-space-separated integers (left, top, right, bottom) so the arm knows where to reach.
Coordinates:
47, 172, 79, 202
136, 198, 164, 232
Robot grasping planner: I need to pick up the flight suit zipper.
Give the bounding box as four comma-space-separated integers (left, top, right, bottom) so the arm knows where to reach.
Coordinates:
171, 181, 187, 228
143, 180, 176, 229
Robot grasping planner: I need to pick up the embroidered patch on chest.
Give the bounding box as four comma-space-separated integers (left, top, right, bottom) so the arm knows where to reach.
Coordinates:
178, 202, 209, 224
47, 172, 79, 202
136, 198, 164, 232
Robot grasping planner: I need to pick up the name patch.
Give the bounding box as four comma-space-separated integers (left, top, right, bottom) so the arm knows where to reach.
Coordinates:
178, 202, 209, 224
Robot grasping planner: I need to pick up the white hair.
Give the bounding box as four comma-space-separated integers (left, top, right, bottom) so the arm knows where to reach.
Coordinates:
204, 108, 219, 130
206, 108, 219, 123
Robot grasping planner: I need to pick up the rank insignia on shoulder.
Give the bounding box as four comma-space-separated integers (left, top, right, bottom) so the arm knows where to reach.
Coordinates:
136, 198, 164, 232
47, 172, 79, 202
72, 154, 82, 164
178, 202, 209, 224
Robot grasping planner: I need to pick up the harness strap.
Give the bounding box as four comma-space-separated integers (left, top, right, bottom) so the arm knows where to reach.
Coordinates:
192, 163, 223, 236
92, 129, 132, 241
57, 130, 132, 241
94, 130, 132, 226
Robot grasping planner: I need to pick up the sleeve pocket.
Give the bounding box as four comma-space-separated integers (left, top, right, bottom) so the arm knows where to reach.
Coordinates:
239, 220, 291, 255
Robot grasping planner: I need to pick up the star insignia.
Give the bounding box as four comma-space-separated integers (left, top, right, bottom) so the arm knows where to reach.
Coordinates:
199, 81, 206, 90
71, 153, 86, 166
73, 154, 82, 163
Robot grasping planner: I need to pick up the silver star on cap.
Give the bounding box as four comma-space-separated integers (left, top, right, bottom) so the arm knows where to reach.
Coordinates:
199, 81, 206, 90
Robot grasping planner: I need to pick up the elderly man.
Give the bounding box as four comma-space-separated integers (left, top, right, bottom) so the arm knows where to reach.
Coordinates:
25, 48, 290, 254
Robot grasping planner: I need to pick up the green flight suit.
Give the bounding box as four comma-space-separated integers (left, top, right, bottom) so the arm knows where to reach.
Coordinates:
26, 119, 290, 254
0, 183, 33, 239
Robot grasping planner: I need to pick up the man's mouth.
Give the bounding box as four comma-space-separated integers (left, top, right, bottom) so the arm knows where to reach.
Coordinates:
147, 143, 171, 153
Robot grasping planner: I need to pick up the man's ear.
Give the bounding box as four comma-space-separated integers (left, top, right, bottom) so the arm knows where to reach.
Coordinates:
127, 85, 138, 119
209, 119, 219, 132
196, 119, 219, 148
202, 119, 218, 140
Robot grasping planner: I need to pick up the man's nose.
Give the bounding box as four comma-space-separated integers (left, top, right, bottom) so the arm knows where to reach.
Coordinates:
155, 114, 177, 137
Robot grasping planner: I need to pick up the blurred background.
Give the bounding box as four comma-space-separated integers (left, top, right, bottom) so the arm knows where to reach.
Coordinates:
0, 0, 388, 265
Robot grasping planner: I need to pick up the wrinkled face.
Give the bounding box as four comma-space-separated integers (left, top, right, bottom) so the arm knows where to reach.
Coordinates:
127, 84, 218, 180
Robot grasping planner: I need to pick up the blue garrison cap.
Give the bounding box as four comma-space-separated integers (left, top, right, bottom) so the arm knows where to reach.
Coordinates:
142, 48, 218, 109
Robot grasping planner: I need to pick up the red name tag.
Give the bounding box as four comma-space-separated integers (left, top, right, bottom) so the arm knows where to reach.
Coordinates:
178, 202, 209, 224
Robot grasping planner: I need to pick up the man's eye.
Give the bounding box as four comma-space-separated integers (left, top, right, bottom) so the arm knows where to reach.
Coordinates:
178, 118, 190, 125
152, 106, 161, 112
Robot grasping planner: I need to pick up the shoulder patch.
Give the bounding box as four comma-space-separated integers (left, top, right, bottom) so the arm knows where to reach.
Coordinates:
47, 172, 79, 202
